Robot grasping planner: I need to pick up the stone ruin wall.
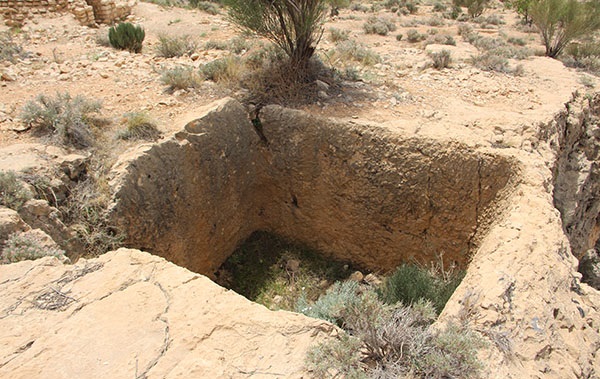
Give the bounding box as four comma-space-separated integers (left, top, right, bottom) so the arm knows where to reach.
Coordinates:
0, 0, 136, 27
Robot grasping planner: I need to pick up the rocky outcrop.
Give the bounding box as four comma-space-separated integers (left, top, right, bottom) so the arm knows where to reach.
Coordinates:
110, 98, 517, 276
0, 248, 336, 378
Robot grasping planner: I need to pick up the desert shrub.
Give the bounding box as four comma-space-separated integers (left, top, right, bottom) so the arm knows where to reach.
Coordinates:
386, 0, 419, 15
457, 23, 474, 38
0, 32, 24, 63
452, 0, 489, 18
190, 0, 220, 14
155, 34, 197, 57
304, 284, 484, 379
108, 22, 145, 53
363, 15, 397, 36
475, 13, 505, 26
350, 2, 370, 12
407, 29, 427, 43
430, 49, 453, 69
328, 0, 351, 16
204, 39, 230, 50
330, 40, 382, 65
1, 232, 65, 264
117, 112, 161, 141
297, 280, 363, 325
21, 93, 103, 149
224, 0, 328, 70
378, 264, 464, 314
329, 27, 350, 42
307, 334, 365, 379
530, 0, 600, 58
200, 55, 242, 83
563, 41, 600, 73
507, 36, 527, 46
395, 33, 403, 41
61, 176, 124, 257
160, 66, 203, 92
228, 36, 251, 54
427, 16, 445, 26
427, 34, 457, 45
0, 171, 32, 210
433, 2, 447, 12
470, 52, 507, 71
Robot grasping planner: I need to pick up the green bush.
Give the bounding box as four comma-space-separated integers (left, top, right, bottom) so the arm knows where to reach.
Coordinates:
363, 15, 397, 36
108, 22, 145, 53
378, 264, 464, 314
155, 34, 197, 57
452, 0, 489, 18
0, 171, 32, 210
200, 55, 242, 83
21, 93, 103, 149
1, 232, 65, 264
117, 112, 161, 141
160, 66, 203, 92
530, 0, 600, 58
224, 0, 327, 71
563, 41, 600, 73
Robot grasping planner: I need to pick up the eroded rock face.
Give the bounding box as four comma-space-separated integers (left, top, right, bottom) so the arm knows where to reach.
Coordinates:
110, 98, 517, 276
0, 249, 335, 378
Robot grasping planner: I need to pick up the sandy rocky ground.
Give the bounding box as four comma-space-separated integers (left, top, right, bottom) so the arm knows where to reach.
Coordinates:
0, 1, 597, 150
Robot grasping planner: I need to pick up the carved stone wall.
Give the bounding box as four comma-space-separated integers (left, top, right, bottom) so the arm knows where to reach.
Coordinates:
0, 0, 136, 27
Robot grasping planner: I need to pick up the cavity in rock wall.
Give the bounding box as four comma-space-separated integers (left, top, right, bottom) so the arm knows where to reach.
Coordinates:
109, 99, 516, 276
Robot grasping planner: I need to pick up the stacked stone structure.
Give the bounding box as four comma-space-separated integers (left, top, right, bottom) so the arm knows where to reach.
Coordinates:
0, 0, 136, 27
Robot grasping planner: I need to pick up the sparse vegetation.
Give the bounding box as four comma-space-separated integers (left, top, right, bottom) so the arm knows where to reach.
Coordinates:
155, 34, 197, 57
160, 66, 203, 92
329, 40, 382, 66
303, 281, 484, 378
1, 232, 66, 264
216, 231, 354, 310
108, 22, 145, 53
363, 15, 397, 36
407, 29, 427, 43
21, 93, 103, 149
0, 32, 24, 63
429, 49, 453, 69
200, 55, 243, 83
190, 0, 220, 14
530, 0, 600, 58
563, 41, 600, 74
329, 27, 350, 42
0, 171, 32, 210
117, 112, 161, 141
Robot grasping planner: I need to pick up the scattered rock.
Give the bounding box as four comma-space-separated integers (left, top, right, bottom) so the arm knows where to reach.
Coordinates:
349, 271, 364, 282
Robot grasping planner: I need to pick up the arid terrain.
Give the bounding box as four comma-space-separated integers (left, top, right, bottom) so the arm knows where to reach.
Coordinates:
1, 1, 600, 378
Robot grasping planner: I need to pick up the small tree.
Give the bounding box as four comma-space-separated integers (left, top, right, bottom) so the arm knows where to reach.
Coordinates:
505, 0, 532, 25
224, 0, 327, 70
530, 0, 600, 58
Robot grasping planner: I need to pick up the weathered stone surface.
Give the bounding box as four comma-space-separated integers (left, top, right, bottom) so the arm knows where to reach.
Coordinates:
18, 199, 83, 257
0, 249, 335, 378
0, 206, 30, 244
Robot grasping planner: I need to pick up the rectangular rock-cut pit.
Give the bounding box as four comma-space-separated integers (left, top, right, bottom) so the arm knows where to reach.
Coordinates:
109, 99, 518, 277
